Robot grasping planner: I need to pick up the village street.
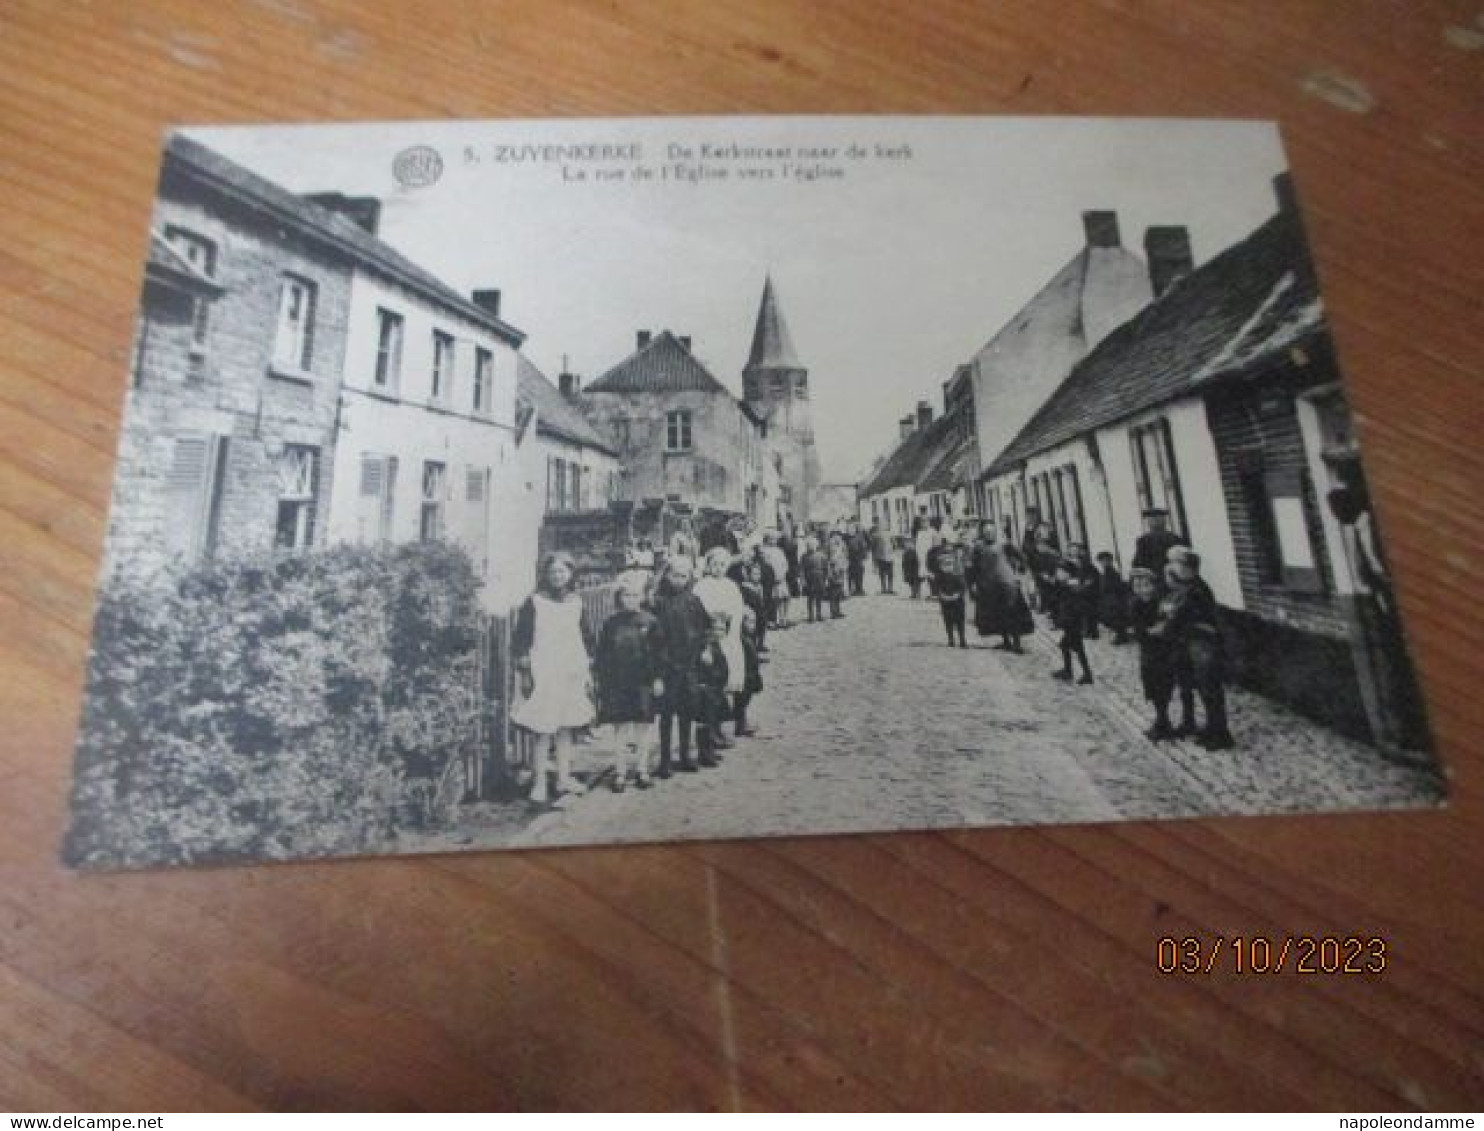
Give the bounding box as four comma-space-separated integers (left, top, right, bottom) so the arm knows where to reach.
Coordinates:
493, 585, 1442, 852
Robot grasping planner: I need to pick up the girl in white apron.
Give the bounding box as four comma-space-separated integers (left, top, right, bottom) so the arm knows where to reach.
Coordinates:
511, 552, 596, 804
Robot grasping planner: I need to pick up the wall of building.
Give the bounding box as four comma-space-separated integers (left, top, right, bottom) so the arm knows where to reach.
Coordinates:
104, 180, 353, 583
1022, 436, 1121, 559
326, 270, 532, 611
578, 388, 760, 515
535, 431, 622, 515
1095, 398, 1244, 610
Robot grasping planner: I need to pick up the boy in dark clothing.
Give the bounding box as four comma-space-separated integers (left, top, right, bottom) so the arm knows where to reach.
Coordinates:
694, 616, 730, 768
1050, 558, 1095, 684
1065, 543, 1101, 639
733, 607, 764, 737
801, 543, 829, 622
1096, 551, 1132, 644
935, 546, 969, 648
1162, 549, 1233, 750
1129, 566, 1177, 739
650, 557, 712, 776
902, 541, 922, 599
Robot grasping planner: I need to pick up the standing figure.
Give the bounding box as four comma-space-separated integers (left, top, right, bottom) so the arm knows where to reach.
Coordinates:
1148, 561, 1199, 739
733, 606, 764, 737
594, 577, 661, 791
650, 556, 711, 776
694, 616, 730, 768
1164, 548, 1233, 750
1129, 566, 1177, 740
827, 532, 850, 618
1132, 507, 1187, 574
970, 520, 1032, 653
1049, 557, 1095, 684
695, 547, 746, 750
1065, 543, 1102, 640
1095, 551, 1132, 644
510, 552, 597, 804
917, 518, 942, 597
846, 525, 869, 597
779, 528, 801, 606
1030, 522, 1062, 615
902, 538, 923, 599
760, 533, 791, 630
870, 521, 896, 594
801, 537, 829, 622
935, 544, 969, 648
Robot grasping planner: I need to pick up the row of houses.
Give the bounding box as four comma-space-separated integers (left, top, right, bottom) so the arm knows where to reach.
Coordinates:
115, 135, 818, 612
859, 179, 1426, 750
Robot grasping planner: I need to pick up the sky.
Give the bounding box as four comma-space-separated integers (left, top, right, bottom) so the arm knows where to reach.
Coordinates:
188, 116, 1289, 482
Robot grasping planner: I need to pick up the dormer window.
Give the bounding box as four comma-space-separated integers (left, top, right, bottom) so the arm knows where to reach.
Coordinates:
163, 226, 216, 356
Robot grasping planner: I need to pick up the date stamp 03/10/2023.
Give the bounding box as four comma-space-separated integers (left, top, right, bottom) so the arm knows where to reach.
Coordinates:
1156, 936, 1389, 976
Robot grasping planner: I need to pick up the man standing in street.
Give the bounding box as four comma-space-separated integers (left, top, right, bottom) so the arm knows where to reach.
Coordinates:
1132, 507, 1187, 575
870, 520, 895, 593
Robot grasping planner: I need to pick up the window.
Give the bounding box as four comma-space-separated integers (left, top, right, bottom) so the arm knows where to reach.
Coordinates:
163, 434, 228, 563
1244, 462, 1323, 593
1129, 419, 1187, 536
547, 457, 566, 514
1053, 464, 1088, 548
164, 226, 216, 351
273, 275, 316, 372
374, 308, 404, 391
431, 330, 455, 403
274, 445, 319, 551
573, 463, 586, 511
666, 409, 693, 452
473, 348, 492, 415
358, 454, 398, 543
420, 460, 446, 541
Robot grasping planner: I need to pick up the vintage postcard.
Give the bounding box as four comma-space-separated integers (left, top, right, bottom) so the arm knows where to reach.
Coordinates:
65, 115, 1444, 869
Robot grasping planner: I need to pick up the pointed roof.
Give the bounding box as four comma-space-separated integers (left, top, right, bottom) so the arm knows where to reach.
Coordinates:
584, 331, 733, 395
515, 354, 617, 456
745, 275, 801, 371
985, 210, 1323, 478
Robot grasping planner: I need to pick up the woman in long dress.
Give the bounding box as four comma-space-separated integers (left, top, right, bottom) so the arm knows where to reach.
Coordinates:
693, 546, 748, 746
970, 521, 1033, 652
510, 552, 596, 804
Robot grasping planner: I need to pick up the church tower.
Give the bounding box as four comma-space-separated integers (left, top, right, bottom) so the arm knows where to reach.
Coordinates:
742, 275, 821, 525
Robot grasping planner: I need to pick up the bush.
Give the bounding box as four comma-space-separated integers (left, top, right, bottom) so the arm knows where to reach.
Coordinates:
65, 541, 485, 868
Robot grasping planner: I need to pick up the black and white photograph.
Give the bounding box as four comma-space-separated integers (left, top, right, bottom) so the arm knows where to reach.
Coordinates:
65, 114, 1446, 870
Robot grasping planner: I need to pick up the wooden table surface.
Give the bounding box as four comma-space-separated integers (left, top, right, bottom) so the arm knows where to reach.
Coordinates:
2, 0, 1481, 1111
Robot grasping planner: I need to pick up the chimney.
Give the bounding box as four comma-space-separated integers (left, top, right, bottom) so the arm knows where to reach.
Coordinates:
899, 416, 915, 441
636, 330, 652, 350
1143, 226, 1194, 297
916, 399, 934, 431
1273, 171, 1298, 217
678, 335, 692, 352
471, 288, 502, 318
1082, 210, 1121, 249
559, 371, 581, 397
304, 192, 382, 236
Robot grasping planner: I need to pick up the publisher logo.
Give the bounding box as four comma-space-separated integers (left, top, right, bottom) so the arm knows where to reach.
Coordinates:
393, 145, 443, 189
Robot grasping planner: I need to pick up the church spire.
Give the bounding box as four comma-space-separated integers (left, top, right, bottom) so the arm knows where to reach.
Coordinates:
745, 274, 800, 371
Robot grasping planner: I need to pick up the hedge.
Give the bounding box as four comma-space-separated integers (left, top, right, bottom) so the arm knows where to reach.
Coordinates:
65, 541, 485, 868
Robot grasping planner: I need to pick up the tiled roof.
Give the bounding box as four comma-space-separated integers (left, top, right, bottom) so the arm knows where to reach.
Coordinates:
516, 354, 618, 456
860, 410, 951, 497
920, 421, 978, 494
744, 275, 801, 371
985, 210, 1322, 478
584, 331, 733, 395
166, 134, 526, 347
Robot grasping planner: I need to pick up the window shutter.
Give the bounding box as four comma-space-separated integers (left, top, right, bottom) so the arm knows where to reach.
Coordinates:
1265, 467, 1323, 593
466, 467, 485, 502
360, 455, 384, 497
164, 436, 210, 560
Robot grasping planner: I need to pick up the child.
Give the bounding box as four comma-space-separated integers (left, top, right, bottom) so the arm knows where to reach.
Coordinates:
936, 545, 969, 648
1050, 558, 1094, 684
1129, 566, 1176, 740
695, 615, 730, 768
1095, 551, 1132, 644
650, 556, 712, 776
1163, 548, 1234, 750
510, 552, 597, 804
733, 606, 764, 737
826, 533, 849, 619
594, 576, 661, 791
902, 539, 923, 600
801, 538, 829, 622
1065, 542, 1102, 640
1149, 560, 1198, 738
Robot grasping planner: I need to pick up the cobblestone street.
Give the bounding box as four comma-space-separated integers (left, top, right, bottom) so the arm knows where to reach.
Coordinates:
490, 585, 1444, 851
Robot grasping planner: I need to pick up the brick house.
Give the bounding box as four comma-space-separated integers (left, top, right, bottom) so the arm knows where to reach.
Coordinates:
106, 136, 357, 582
982, 176, 1422, 745
578, 330, 774, 525
110, 135, 543, 612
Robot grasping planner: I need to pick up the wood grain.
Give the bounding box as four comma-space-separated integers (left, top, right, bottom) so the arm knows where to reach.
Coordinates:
0, 0, 1480, 1111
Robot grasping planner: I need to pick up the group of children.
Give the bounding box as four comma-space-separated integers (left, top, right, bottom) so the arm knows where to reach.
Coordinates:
509, 548, 769, 804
